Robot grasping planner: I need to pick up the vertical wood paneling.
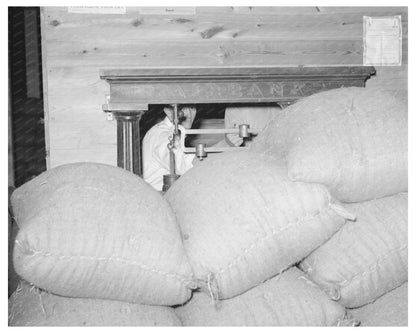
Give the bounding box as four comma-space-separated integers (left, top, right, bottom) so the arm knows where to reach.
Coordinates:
41, 6, 408, 168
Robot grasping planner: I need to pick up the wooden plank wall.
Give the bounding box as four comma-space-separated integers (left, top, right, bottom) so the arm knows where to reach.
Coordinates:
41, 6, 408, 168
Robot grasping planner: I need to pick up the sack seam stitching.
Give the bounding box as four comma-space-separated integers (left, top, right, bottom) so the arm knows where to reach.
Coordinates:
14, 239, 194, 288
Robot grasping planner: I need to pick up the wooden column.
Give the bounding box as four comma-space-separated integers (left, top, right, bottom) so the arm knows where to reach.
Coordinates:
103, 103, 148, 176
113, 111, 143, 176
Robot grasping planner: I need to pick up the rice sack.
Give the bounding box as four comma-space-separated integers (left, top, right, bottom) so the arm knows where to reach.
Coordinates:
300, 193, 407, 308
8, 281, 182, 326
175, 267, 347, 326
165, 150, 353, 299
251, 87, 408, 202
12, 162, 194, 306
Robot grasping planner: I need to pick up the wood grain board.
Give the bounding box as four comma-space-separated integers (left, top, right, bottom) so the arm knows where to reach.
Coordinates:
41, 6, 408, 168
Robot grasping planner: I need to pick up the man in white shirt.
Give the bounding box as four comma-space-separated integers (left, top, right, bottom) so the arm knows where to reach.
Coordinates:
142, 105, 246, 191
142, 105, 197, 191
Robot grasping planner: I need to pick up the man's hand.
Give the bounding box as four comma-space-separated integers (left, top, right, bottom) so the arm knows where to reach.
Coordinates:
180, 107, 197, 129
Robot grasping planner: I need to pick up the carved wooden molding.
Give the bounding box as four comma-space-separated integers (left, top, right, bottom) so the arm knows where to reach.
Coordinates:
100, 66, 376, 176
100, 66, 376, 111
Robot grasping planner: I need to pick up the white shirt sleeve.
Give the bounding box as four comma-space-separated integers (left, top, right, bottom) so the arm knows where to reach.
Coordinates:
174, 125, 195, 174
151, 130, 173, 172
151, 126, 194, 176
173, 144, 195, 175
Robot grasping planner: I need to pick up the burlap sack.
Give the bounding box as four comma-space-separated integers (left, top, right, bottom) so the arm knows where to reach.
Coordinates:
347, 282, 407, 326
251, 87, 408, 202
165, 150, 353, 300
8, 281, 182, 326
12, 163, 194, 306
300, 193, 407, 308
175, 267, 347, 326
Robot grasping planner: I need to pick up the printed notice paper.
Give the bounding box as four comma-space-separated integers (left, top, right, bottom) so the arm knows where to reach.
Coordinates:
68, 7, 126, 14
138, 7, 196, 15
363, 16, 402, 66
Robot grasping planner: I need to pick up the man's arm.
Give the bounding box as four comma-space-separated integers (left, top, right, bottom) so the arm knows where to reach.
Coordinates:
151, 131, 173, 172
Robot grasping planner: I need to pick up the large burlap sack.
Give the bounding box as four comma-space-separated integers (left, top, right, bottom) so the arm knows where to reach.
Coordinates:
8, 186, 20, 297
175, 267, 347, 326
8, 282, 182, 326
165, 150, 353, 300
300, 193, 407, 308
12, 163, 194, 306
251, 87, 408, 202
347, 282, 407, 326
8, 217, 20, 298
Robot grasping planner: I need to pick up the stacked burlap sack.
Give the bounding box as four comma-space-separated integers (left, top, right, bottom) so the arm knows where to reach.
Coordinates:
166, 87, 407, 326
9, 163, 194, 326
10, 86, 407, 326
10, 157, 352, 326
250, 87, 408, 325
165, 150, 355, 325
347, 282, 408, 326
9, 281, 182, 326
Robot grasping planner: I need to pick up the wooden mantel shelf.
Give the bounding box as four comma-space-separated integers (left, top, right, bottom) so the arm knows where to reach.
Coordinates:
100, 66, 376, 82
100, 66, 376, 110
100, 66, 376, 175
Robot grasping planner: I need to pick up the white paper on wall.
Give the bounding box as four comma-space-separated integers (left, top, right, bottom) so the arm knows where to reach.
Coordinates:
68, 7, 126, 14
137, 7, 196, 15
363, 16, 402, 66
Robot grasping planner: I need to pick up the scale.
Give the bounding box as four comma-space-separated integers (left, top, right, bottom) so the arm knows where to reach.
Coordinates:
162, 104, 260, 191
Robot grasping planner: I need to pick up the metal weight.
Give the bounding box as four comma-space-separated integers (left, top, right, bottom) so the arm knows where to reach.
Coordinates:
238, 124, 250, 138
196, 143, 207, 160
162, 174, 180, 192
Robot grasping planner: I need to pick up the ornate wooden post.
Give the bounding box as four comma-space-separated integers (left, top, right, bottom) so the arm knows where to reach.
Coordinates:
113, 111, 143, 175
102, 103, 148, 176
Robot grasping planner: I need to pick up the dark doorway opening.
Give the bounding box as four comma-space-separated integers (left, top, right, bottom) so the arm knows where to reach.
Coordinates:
9, 7, 46, 188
